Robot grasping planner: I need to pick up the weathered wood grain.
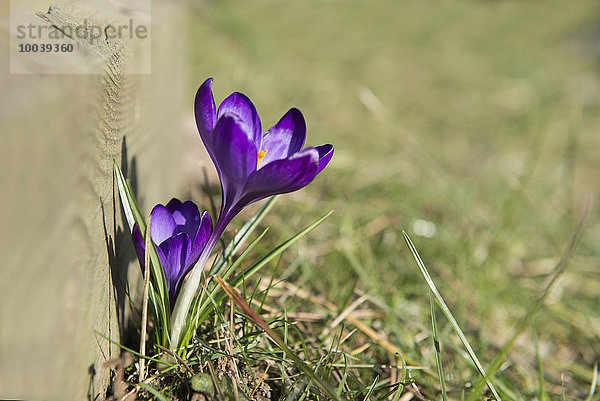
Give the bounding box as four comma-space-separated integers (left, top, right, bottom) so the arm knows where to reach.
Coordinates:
0, 2, 186, 399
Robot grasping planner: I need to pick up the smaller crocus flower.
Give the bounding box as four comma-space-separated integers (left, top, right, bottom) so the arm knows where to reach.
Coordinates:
194, 78, 334, 230
132, 199, 212, 304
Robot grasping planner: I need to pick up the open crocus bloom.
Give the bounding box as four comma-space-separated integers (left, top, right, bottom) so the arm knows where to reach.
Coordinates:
194, 78, 334, 227
132, 199, 212, 304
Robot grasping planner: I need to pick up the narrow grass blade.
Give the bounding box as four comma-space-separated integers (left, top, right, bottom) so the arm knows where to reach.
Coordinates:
586, 363, 598, 401
469, 197, 590, 399
391, 353, 407, 401
114, 159, 145, 233
336, 354, 349, 398
114, 159, 136, 232
215, 275, 341, 401
430, 290, 448, 401
402, 231, 501, 401
204, 211, 333, 333
206, 210, 333, 321
154, 344, 194, 375
94, 331, 174, 367
233, 211, 333, 281
361, 375, 378, 401
143, 238, 171, 346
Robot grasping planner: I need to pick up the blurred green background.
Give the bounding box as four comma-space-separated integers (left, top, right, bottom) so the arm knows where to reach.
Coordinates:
183, 1, 600, 399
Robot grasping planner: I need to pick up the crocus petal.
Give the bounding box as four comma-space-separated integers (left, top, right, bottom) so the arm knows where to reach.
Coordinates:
132, 223, 145, 267
167, 199, 201, 239
243, 148, 320, 200
165, 198, 183, 213
214, 115, 258, 182
154, 240, 169, 275
191, 210, 212, 260
150, 205, 177, 245
156, 237, 178, 298
260, 108, 306, 166
160, 233, 190, 289
218, 92, 262, 148
195, 78, 217, 142
315, 144, 334, 174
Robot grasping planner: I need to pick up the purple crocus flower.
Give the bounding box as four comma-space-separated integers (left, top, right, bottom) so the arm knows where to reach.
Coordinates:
132, 199, 212, 304
194, 78, 334, 233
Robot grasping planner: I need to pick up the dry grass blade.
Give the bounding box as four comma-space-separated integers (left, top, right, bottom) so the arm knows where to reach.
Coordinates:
206, 358, 226, 401
139, 213, 153, 381
154, 344, 193, 375
322, 295, 368, 338
250, 363, 271, 399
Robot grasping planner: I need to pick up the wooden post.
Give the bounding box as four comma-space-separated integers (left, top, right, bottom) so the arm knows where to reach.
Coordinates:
0, 1, 186, 399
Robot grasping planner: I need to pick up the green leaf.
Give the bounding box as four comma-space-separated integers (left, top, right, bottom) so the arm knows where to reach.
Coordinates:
113, 159, 145, 233
113, 159, 136, 233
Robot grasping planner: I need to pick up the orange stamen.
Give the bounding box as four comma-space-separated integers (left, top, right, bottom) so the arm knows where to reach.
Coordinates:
257, 149, 267, 167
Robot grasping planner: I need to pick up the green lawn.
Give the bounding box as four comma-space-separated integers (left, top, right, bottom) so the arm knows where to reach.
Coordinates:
183, 1, 600, 399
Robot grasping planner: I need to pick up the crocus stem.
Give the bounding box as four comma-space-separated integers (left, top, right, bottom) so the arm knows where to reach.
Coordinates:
170, 210, 233, 348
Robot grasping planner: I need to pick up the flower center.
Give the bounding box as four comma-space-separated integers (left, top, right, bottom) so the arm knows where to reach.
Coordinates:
257, 149, 268, 167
